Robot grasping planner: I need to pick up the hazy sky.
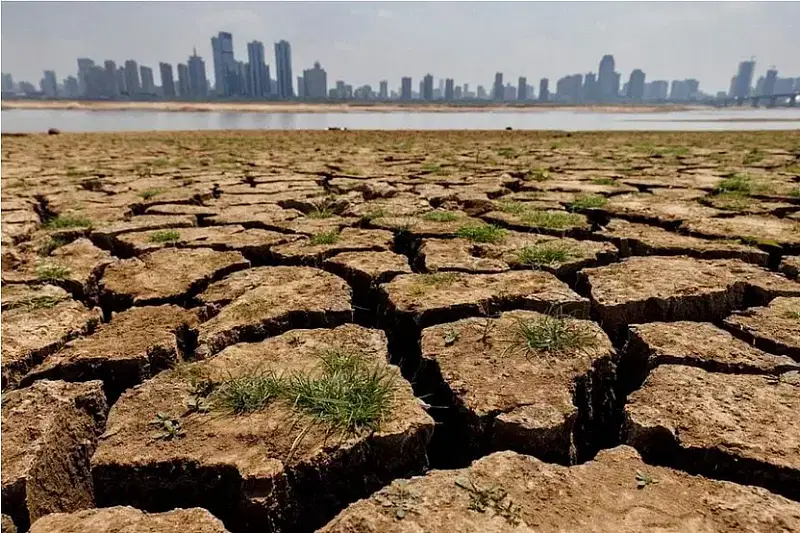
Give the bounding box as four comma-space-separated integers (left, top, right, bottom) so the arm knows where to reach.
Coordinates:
2, 2, 798, 93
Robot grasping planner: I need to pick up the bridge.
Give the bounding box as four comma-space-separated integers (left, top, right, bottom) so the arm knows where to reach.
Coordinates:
713, 92, 799, 108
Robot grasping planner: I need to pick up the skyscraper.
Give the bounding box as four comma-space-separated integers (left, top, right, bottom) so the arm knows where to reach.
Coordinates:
116, 67, 126, 95
763, 68, 778, 96
274, 40, 294, 98
63, 76, 79, 98
444, 78, 454, 101
517, 76, 527, 100
302, 61, 327, 99
102, 61, 118, 97
422, 74, 434, 101
539, 78, 549, 102
493, 72, 504, 101
211, 31, 236, 96
187, 48, 208, 98
598, 54, 618, 101
379, 80, 388, 99
40, 70, 57, 97
177, 63, 190, 97
1, 73, 13, 93
140, 66, 155, 95
77, 58, 95, 95
160, 63, 176, 97
124, 60, 140, 96
733, 59, 756, 98
454, 86, 462, 100
627, 69, 646, 100
400, 77, 412, 100
247, 41, 269, 98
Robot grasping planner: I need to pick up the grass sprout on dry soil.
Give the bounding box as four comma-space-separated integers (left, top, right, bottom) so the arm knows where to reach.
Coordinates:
520, 210, 583, 229
149, 230, 181, 243
568, 194, 607, 211
515, 241, 579, 267
35, 263, 71, 281
43, 214, 93, 230
310, 230, 340, 245
421, 210, 459, 223
456, 224, 507, 243
506, 314, 595, 356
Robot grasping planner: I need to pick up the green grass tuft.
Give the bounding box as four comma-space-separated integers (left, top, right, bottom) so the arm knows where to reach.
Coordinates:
591, 177, 617, 186
568, 194, 607, 211
37, 236, 70, 256
139, 188, 166, 200
359, 208, 386, 223
714, 173, 756, 195
495, 201, 528, 214
520, 210, 583, 229
742, 149, 765, 165
35, 263, 71, 282
149, 230, 181, 243
421, 210, 459, 223
455, 224, 507, 243
17, 295, 63, 310
508, 314, 595, 355
784, 310, 800, 320
42, 214, 92, 230
515, 241, 580, 267
213, 368, 286, 414
307, 206, 335, 219
310, 230, 340, 245
525, 168, 550, 181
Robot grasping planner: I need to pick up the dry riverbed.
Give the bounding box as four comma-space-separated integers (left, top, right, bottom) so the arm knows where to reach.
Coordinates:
2, 130, 800, 532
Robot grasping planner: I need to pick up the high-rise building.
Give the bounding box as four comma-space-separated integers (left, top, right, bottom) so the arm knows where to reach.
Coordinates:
774, 77, 794, 95
463, 83, 469, 97
733, 59, 756, 98
211, 31, 236, 96
19, 81, 36, 95
422, 74, 434, 101
795, 77, 800, 92
140, 66, 155, 95
274, 40, 294, 98
302, 61, 327, 99
669, 80, 689, 100
627, 69, 646, 100
1, 73, 14, 93
177, 63, 190, 97
40, 70, 58, 97
648, 80, 668, 100
754, 76, 765, 96
116, 67, 126, 95
556, 74, 583, 103
728, 76, 737, 97
454, 85, 462, 100
597, 54, 619, 101
539, 78, 549, 101
400, 77, 412, 100
187, 48, 208, 98
77, 58, 94, 95
247, 41, 269, 97
763, 68, 778, 96
336, 80, 346, 99
159, 63, 176, 97
124, 60, 140, 96
504, 83, 516, 101
493, 72, 504, 100
63, 76, 79, 98
582, 73, 597, 101
477, 85, 487, 99
103, 61, 118, 97
444, 78, 454, 101
517, 76, 527, 100
379, 80, 388, 100
685, 79, 700, 98
296, 75, 305, 98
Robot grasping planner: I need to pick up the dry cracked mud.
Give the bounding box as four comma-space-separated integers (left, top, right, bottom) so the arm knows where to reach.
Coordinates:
91, 324, 433, 533
3, 130, 800, 532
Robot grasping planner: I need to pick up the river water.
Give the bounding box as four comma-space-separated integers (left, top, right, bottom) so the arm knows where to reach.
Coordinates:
2, 107, 799, 133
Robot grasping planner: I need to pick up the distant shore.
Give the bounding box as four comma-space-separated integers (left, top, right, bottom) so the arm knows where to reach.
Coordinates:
1, 99, 702, 114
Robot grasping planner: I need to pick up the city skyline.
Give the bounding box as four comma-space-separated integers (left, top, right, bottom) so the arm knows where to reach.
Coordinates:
2, 2, 799, 94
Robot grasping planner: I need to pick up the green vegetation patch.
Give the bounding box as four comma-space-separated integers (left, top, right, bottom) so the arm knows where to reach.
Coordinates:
495, 201, 528, 215
455, 224, 507, 244
35, 263, 71, 282
16, 295, 63, 311
307, 206, 335, 219
139, 188, 166, 200
506, 314, 595, 356
525, 167, 551, 181
148, 230, 181, 243
567, 194, 607, 211
310, 230, 340, 246
421, 210, 460, 223
37, 235, 71, 257
515, 241, 580, 267
591, 177, 617, 186
43, 214, 93, 230
714, 173, 771, 196
213, 348, 396, 434
520, 210, 584, 229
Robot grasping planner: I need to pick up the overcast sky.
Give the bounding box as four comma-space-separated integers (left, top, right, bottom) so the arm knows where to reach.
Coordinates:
2, 2, 798, 93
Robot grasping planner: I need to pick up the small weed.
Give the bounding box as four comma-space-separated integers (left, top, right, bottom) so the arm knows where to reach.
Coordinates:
784, 310, 800, 320
37, 235, 70, 256
307, 206, 334, 219
788, 188, 800, 198
710, 191, 750, 211
421, 162, 443, 174
504, 314, 595, 356
496, 201, 528, 215
591, 177, 617, 186
636, 470, 658, 489
213, 368, 286, 414
443, 328, 460, 346
310, 230, 340, 245
35, 263, 71, 282
409, 272, 459, 296
421, 210, 459, 223
42, 214, 92, 230
743, 149, 765, 165
714, 173, 758, 195
496, 147, 516, 158
359, 208, 386, 223
520, 210, 583, 229
139, 188, 166, 200
455, 224, 507, 244
525, 167, 550, 181
455, 477, 521, 526
150, 412, 185, 440
17, 295, 62, 310
515, 242, 579, 267
568, 194, 607, 211
149, 230, 181, 243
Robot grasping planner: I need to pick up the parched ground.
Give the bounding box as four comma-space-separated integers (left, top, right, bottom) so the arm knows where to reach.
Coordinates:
2, 130, 800, 532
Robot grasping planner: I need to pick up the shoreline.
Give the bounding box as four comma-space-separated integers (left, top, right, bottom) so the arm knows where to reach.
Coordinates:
1, 99, 702, 114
